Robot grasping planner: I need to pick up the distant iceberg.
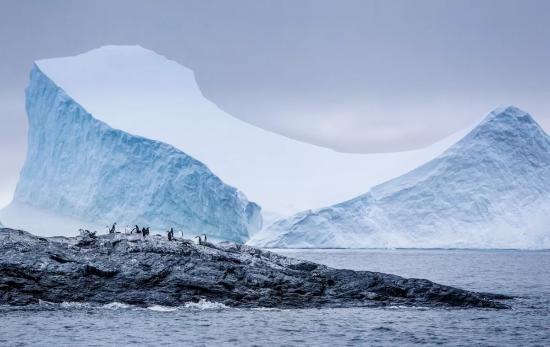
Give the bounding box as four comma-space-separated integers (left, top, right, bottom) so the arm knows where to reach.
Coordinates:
249, 107, 550, 249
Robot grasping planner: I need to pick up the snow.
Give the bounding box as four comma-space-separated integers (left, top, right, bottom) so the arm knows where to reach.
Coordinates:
30, 45, 470, 217
249, 106, 550, 249
0, 65, 260, 242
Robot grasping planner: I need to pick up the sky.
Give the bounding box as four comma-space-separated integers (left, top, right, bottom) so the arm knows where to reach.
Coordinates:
1, 0, 550, 207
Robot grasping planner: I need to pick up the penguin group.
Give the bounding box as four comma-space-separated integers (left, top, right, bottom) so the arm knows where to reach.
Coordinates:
100, 223, 207, 245
195, 234, 208, 245
128, 224, 150, 237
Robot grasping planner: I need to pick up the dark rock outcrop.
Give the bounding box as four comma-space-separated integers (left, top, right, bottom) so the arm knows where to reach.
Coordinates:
0, 228, 511, 309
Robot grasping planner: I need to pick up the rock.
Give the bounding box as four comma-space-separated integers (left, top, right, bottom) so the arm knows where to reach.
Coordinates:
0, 228, 511, 309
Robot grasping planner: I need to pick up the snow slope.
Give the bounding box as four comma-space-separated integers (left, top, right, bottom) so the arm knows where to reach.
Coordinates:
0, 65, 260, 241
27, 45, 470, 217
249, 107, 550, 249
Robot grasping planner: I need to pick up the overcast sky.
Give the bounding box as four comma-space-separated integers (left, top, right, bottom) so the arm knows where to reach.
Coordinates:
1, 0, 550, 206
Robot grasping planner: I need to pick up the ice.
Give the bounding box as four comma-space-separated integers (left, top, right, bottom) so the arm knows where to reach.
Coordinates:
28, 45, 470, 217
0, 45, 471, 241
0, 65, 260, 242
249, 106, 550, 249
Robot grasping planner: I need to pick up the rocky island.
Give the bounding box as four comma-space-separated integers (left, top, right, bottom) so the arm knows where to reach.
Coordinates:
0, 228, 511, 309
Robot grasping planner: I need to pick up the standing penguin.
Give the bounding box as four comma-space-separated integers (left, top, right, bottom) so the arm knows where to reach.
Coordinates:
167, 228, 174, 241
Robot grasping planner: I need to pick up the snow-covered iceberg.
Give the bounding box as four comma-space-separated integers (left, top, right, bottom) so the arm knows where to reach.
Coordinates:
0, 64, 260, 241
0, 45, 468, 239
13, 45, 468, 217
249, 107, 550, 249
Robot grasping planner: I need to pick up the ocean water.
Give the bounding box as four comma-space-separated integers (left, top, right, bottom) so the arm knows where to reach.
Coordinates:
1, 249, 549, 346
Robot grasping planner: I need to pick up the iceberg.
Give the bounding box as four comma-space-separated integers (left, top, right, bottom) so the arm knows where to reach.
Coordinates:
249, 107, 550, 249
0, 45, 468, 239
0, 64, 260, 241
12, 45, 469, 217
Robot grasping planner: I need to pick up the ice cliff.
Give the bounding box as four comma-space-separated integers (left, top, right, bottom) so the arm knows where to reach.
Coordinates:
249, 107, 550, 249
1, 65, 261, 242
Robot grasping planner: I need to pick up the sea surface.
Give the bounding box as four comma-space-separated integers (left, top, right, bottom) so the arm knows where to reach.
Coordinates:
1, 249, 549, 346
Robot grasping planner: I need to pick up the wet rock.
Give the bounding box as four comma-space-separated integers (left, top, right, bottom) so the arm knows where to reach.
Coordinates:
0, 228, 511, 309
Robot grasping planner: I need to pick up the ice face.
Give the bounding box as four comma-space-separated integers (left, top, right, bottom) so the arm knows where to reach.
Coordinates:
31, 45, 470, 217
0, 65, 260, 241
249, 106, 550, 249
